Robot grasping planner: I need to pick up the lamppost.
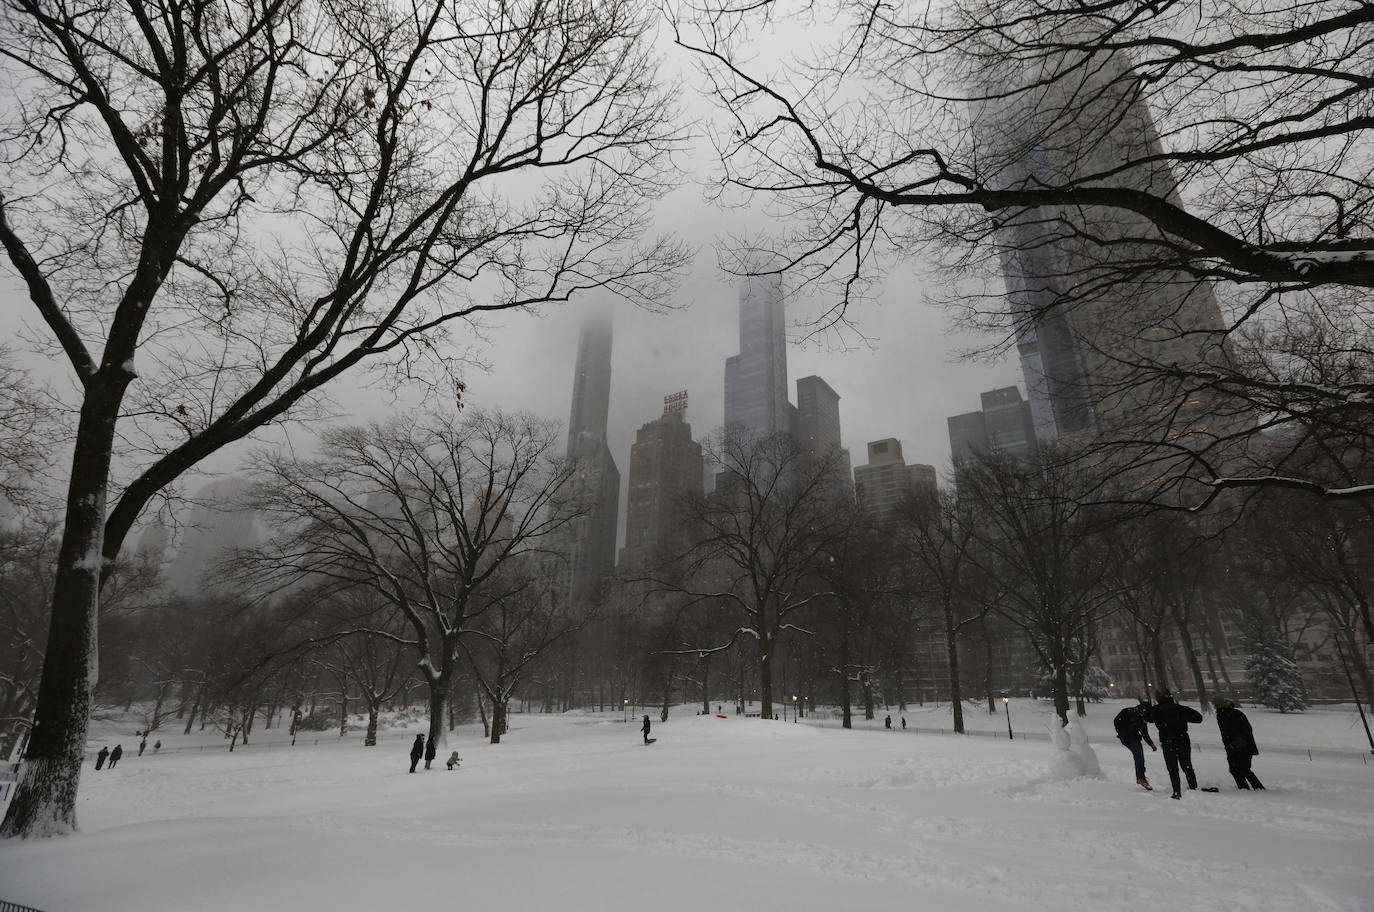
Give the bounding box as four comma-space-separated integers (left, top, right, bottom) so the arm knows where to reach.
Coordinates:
1002, 692, 1013, 740
792, 695, 798, 723
623, 699, 628, 724
1333, 626, 1374, 754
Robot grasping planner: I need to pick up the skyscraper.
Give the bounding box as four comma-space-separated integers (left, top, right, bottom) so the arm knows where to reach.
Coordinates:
562, 313, 620, 607
853, 438, 937, 524
947, 387, 1039, 465
980, 50, 1237, 446
620, 392, 704, 574
724, 276, 790, 437
166, 477, 260, 595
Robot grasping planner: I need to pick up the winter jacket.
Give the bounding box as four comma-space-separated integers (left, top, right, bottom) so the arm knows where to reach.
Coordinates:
1216, 705, 1259, 756
409, 736, 425, 761
1113, 706, 1155, 747
640, 716, 651, 736
424, 739, 437, 762
1150, 696, 1203, 741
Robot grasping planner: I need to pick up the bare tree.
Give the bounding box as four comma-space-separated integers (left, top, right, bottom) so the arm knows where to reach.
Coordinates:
677, 0, 1374, 504
893, 489, 989, 733
462, 561, 587, 743
0, 346, 57, 513
669, 429, 851, 721
0, 0, 685, 835
244, 410, 579, 754
958, 450, 1118, 722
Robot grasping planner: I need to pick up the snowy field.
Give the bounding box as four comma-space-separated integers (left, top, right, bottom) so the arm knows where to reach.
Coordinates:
2, 701, 1372, 912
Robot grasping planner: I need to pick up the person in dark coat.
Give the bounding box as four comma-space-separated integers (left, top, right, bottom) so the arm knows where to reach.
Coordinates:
1211, 696, 1265, 790
884, 714, 892, 729
640, 714, 651, 744
1113, 699, 1158, 790
153, 740, 161, 752
95, 746, 109, 770
409, 734, 424, 773
423, 734, 437, 770
1149, 690, 1202, 798
901, 717, 907, 730
138, 735, 148, 757
108, 744, 123, 768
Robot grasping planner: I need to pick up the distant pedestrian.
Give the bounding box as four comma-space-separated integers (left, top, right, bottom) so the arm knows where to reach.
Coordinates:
1149, 690, 1202, 799
446, 751, 461, 770
1113, 699, 1158, 790
108, 744, 123, 768
641, 714, 651, 745
95, 746, 109, 770
424, 734, 437, 770
884, 715, 892, 730
154, 740, 161, 753
138, 735, 148, 757
1211, 696, 1265, 790
409, 734, 424, 773
900, 717, 906, 730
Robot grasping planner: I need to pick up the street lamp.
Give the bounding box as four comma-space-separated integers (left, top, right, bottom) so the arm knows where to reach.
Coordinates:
623, 699, 628, 724
792, 695, 798, 723
1002, 692, 1013, 740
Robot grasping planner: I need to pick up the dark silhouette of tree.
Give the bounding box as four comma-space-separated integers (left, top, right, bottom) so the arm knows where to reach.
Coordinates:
677, 0, 1373, 505
0, 0, 685, 836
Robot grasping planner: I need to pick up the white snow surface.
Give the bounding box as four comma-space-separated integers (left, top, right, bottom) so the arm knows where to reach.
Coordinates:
3, 702, 1372, 912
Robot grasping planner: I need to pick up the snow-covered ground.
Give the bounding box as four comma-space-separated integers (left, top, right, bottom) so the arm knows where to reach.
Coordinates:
2, 701, 1372, 912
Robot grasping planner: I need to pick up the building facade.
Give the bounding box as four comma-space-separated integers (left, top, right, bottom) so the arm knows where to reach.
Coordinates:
620, 397, 704, 575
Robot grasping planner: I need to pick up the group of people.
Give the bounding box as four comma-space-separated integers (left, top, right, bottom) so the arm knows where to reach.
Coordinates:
91, 736, 162, 768
1114, 690, 1265, 799
408, 733, 460, 772
883, 715, 908, 730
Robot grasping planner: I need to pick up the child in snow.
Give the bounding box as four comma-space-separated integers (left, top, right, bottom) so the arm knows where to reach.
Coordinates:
641, 714, 651, 744
446, 751, 461, 770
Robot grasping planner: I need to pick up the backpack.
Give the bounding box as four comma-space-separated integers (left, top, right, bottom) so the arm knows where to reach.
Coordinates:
1113, 707, 1137, 739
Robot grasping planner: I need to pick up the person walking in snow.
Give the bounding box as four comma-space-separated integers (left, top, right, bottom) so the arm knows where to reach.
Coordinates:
138, 735, 148, 756
108, 744, 123, 768
95, 746, 109, 770
446, 750, 461, 770
1113, 699, 1158, 790
640, 714, 651, 744
1149, 690, 1202, 799
1211, 696, 1265, 790
153, 740, 161, 753
423, 734, 437, 770
409, 734, 425, 774
884, 714, 892, 729
901, 717, 907, 730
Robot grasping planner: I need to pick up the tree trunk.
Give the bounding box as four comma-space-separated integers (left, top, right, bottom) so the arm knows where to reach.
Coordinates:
365, 701, 379, 746
1173, 609, 1211, 712
489, 696, 505, 744
945, 601, 965, 734
700, 654, 710, 715
757, 629, 774, 720
2, 388, 122, 838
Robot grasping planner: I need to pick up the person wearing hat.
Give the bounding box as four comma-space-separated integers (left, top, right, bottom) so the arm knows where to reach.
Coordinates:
409, 734, 425, 774
1113, 698, 1158, 790
1149, 689, 1203, 799
1211, 696, 1265, 790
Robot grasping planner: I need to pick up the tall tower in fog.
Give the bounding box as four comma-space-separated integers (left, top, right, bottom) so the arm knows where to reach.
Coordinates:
620, 391, 704, 574
563, 312, 620, 607
978, 49, 1237, 446
166, 477, 260, 595
724, 276, 792, 437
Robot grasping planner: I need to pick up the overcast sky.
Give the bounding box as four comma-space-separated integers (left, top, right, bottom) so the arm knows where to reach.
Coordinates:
0, 16, 1026, 539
